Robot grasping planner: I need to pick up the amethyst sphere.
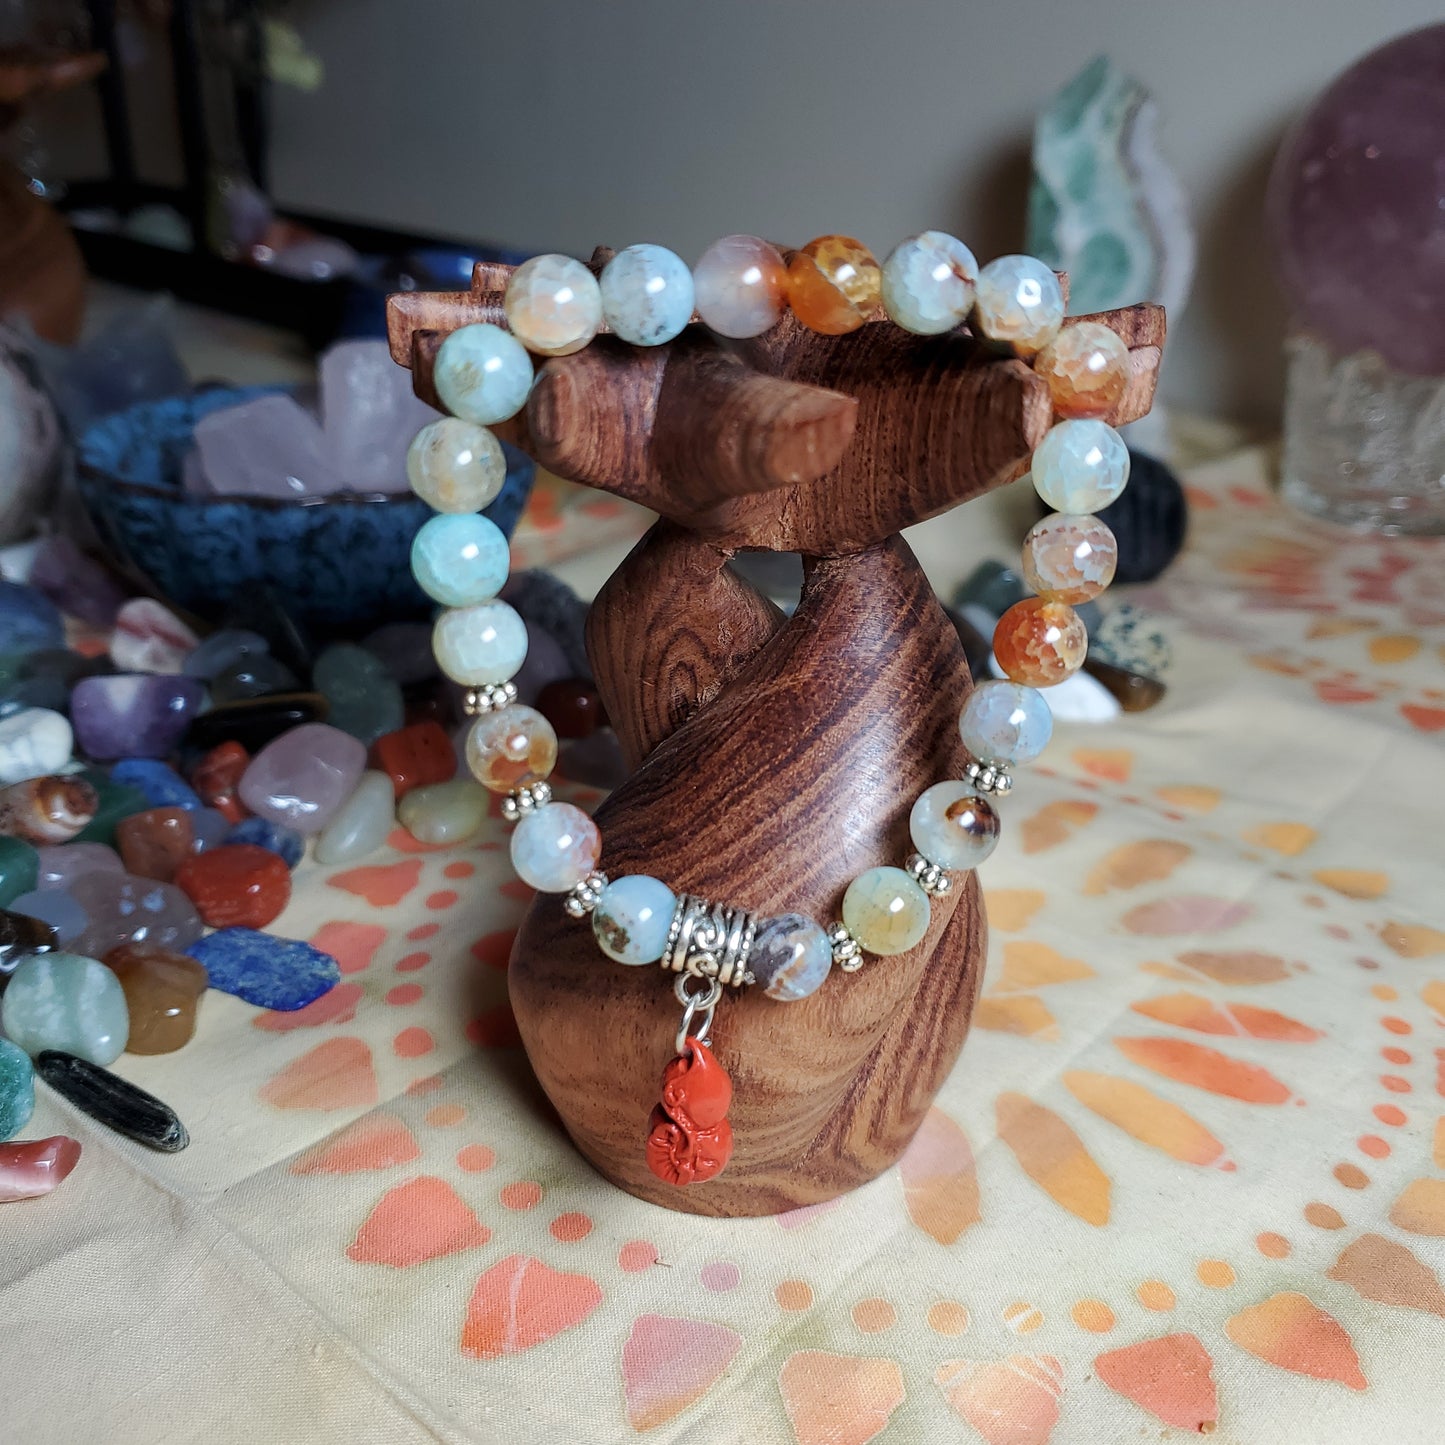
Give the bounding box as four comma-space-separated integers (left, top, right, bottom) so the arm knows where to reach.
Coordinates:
1267, 24, 1445, 373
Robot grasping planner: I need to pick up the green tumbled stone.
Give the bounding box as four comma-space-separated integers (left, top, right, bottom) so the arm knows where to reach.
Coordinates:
0, 835, 39, 907
312, 644, 405, 745
397, 779, 488, 846
71, 773, 150, 847
0, 1036, 35, 1139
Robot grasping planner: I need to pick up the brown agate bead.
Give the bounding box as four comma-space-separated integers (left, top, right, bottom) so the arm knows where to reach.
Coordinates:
993, 598, 1088, 688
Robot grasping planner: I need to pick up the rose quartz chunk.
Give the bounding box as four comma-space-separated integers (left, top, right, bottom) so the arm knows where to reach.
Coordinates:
0, 1134, 82, 1202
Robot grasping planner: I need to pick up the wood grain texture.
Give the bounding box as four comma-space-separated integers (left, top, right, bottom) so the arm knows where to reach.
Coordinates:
388, 255, 1163, 1215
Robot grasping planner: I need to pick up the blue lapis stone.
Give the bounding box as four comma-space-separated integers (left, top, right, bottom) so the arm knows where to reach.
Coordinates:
0, 583, 64, 657
225, 816, 304, 869
187, 928, 339, 1011
109, 758, 204, 812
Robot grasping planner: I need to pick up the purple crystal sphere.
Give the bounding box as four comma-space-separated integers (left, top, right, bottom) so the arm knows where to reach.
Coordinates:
1267, 24, 1445, 374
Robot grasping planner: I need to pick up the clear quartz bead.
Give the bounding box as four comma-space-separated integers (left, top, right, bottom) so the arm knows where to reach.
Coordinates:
1030, 419, 1130, 513
406, 417, 507, 513
973, 255, 1065, 356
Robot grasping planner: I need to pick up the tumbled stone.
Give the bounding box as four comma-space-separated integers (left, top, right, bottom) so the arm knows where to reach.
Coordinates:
0, 836, 38, 908
371, 720, 455, 799
0, 708, 72, 786
109, 758, 203, 812
110, 598, 200, 674
0, 774, 98, 844
28, 535, 128, 627
0, 581, 63, 656
0, 1134, 82, 1200
175, 843, 290, 929
238, 722, 366, 834
189, 807, 230, 852
0, 1036, 34, 1139
193, 392, 341, 498
35, 843, 121, 891
9, 888, 85, 947
313, 770, 395, 865
555, 729, 628, 792
0, 648, 108, 717
2, 952, 129, 1063
185, 692, 328, 754
72, 674, 205, 760
208, 655, 300, 705
116, 806, 194, 882
187, 928, 340, 1011
535, 679, 604, 740
181, 628, 269, 681
103, 943, 207, 1054
312, 644, 405, 745
189, 741, 250, 822
35, 1051, 188, 1151
219, 589, 312, 678
397, 778, 488, 845
224, 816, 303, 868
1084, 656, 1167, 712
360, 622, 437, 687
0, 905, 58, 988
68, 872, 203, 958
69, 774, 148, 847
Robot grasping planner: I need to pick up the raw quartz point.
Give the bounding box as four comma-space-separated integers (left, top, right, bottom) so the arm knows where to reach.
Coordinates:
320, 337, 439, 492
0, 774, 98, 844
192, 392, 342, 499
0, 1135, 82, 1201
103, 943, 207, 1054
36, 1049, 189, 1151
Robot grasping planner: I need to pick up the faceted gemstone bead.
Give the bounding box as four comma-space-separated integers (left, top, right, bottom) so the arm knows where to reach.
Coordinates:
397, 779, 488, 846
189, 741, 251, 822
312, 644, 405, 745
509, 801, 601, 892
958, 680, 1053, 765
786, 235, 882, 334
535, 678, 604, 740
34, 1051, 188, 1151
0, 581, 63, 655
313, 770, 396, 865
433, 322, 534, 426
2, 952, 129, 1063
116, 806, 194, 882
841, 867, 931, 956
69, 774, 147, 847
599, 243, 695, 346
432, 602, 528, 686
371, 721, 455, 799
181, 628, 269, 681
185, 693, 329, 754
68, 872, 203, 959
109, 758, 203, 812
1021, 513, 1118, 604
238, 722, 367, 834
224, 816, 304, 868
103, 943, 206, 1054
0, 836, 38, 908
591, 875, 676, 965
973, 255, 1065, 357
0, 774, 98, 844
209, 655, 300, 705
0, 1036, 34, 1138
175, 843, 291, 929
1031, 418, 1130, 513
909, 782, 1001, 871
692, 235, 788, 338
994, 598, 1089, 688
748, 912, 832, 1001
0, 707, 72, 786
880, 231, 979, 335
503, 253, 603, 357
1034, 321, 1130, 418
410, 513, 510, 608
35, 843, 121, 892
0, 905, 58, 988
28, 534, 127, 627
465, 704, 557, 793
9, 889, 84, 947
71, 674, 205, 760
109, 598, 200, 674
0, 1134, 82, 1200
187, 927, 340, 1012
406, 416, 508, 514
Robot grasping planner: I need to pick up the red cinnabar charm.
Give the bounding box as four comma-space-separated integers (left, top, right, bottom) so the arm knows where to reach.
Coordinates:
645, 1037, 734, 1185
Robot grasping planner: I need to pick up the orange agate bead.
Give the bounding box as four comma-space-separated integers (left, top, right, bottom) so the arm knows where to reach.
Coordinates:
993, 597, 1088, 687
1034, 321, 1130, 418
787, 235, 882, 334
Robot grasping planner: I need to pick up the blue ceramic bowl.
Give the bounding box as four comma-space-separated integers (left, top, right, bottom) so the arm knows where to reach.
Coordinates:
76, 386, 533, 633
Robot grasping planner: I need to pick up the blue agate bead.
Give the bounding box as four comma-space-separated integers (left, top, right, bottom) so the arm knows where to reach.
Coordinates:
599, 244, 695, 346
410, 513, 510, 608
1030, 419, 1131, 513
433, 323, 533, 426
432, 602, 528, 686
749, 912, 832, 1001
958, 680, 1053, 766
592, 875, 676, 965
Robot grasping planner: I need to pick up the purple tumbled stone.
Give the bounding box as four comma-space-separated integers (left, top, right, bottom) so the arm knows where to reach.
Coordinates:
1268, 24, 1445, 374
35, 842, 123, 891
238, 722, 366, 834
68, 871, 203, 958
9, 888, 86, 945
27, 537, 130, 628
70, 675, 205, 761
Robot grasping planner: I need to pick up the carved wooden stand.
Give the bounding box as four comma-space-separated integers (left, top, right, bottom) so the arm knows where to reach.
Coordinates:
389, 255, 1163, 1217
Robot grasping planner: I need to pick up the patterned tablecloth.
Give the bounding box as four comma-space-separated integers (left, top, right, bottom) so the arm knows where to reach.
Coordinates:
5, 441, 1445, 1445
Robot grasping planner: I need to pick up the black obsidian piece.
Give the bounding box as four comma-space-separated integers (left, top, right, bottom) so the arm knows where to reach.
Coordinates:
36, 1050, 190, 1152
0, 908, 59, 991
185, 692, 329, 752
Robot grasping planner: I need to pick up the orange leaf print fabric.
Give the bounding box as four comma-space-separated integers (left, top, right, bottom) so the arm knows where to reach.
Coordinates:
1225, 1293, 1366, 1390
460, 1255, 602, 1359
1093, 1333, 1218, 1430
995, 1093, 1111, 1225
935, 1354, 1064, 1445
1064, 1071, 1230, 1169
1115, 1037, 1293, 1103
899, 1108, 980, 1245
1082, 839, 1191, 895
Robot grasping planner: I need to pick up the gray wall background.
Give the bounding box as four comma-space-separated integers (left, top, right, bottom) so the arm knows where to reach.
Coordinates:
42, 1, 1445, 423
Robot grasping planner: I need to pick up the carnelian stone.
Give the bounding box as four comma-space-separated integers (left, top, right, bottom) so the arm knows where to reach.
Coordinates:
190, 741, 250, 823
104, 943, 207, 1054
993, 597, 1088, 687
786, 235, 882, 334
535, 678, 605, 740
116, 807, 194, 883
174, 843, 291, 929
370, 720, 456, 800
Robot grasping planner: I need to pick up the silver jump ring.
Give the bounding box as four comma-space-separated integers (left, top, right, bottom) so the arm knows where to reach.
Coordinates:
673, 973, 724, 1053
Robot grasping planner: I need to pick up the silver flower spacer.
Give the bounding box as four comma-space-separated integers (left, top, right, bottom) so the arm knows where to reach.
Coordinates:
905, 852, 954, 897
500, 779, 552, 822
828, 922, 864, 972
464, 681, 518, 716
662, 894, 756, 989
964, 758, 1013, 796
563, 870, 608, 919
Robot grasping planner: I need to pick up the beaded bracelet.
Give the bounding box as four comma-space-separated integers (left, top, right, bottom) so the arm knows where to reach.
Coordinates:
404, 231, 1131, 1186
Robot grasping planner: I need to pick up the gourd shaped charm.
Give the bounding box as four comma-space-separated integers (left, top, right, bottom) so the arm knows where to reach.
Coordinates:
645, 1037, 734, 1185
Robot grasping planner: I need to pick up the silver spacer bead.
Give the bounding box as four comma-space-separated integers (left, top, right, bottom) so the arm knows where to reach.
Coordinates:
964, 758, 1013, 796
662, 893, 756, 989
563, 870, 608, 919
500, 779, 552, 822
905, 852, 954, 897
828, 921, 864, 972
464, 681, 518, 716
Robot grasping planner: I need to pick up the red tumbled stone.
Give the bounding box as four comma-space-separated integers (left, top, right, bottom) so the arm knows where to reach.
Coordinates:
190, 741, 251, 823
370, 721, 456, 799
116, 806, 194, 882
174, 843, 290, 929
535, 678, 606, 739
